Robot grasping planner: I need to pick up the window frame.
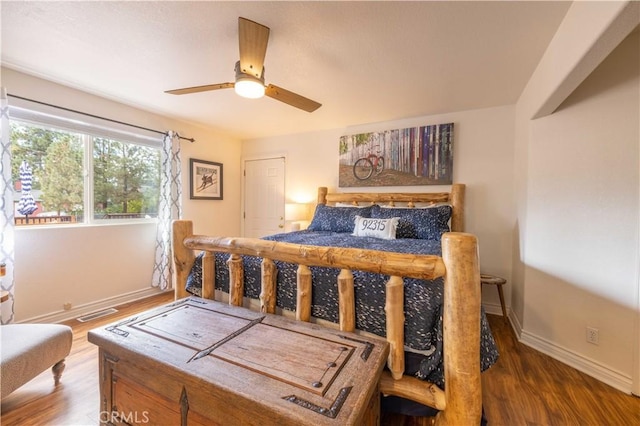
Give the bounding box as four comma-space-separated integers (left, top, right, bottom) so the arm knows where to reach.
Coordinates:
9, 104, 163, 227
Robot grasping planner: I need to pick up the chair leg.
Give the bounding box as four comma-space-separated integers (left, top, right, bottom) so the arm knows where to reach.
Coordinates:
496, 285, 507, 319
52, 359, 66, 386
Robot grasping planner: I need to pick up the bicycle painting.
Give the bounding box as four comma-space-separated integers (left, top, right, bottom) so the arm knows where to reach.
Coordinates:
353, 146, 385, 180
339, 123, 454, 187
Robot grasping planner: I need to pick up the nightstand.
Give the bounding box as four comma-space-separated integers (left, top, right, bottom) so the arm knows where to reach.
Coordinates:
480, 274, 507, 318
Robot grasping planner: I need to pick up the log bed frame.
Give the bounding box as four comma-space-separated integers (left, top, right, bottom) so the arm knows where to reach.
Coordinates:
172, 183, 482, 425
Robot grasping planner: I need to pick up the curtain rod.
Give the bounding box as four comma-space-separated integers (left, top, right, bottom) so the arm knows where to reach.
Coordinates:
7, 93, 195, 143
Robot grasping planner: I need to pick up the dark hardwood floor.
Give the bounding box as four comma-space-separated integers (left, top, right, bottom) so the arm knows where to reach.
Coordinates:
1, 292, 638, 425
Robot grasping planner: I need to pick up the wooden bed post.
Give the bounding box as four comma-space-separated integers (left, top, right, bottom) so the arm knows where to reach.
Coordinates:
172, 220, 195, 300
437, 232, 481, 426
449, 184, 465, 232
317, 187, 328, 205
296, 265, 312, 322
385, 275, 405, 380
260, 259, 277, 314
227, 254, 244, 307
338, 269, 355, 332
201, 252, 215, 300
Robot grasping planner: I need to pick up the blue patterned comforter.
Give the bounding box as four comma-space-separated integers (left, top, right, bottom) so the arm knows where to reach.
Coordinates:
185, 230, 498, 387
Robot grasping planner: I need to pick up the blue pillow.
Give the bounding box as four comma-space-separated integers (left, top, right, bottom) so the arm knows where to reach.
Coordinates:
308, 204, 374, 233
371, 204, 452, 240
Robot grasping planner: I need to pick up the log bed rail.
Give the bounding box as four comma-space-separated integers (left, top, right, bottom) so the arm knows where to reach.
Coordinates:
171, 184, 482, 425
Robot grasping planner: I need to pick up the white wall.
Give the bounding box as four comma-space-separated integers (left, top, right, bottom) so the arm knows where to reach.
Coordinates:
512, 0, 640, 393
522, 29, 639, 391
242, 105, 516, 313
2, 68, 242, 322
512, 1, 638, 330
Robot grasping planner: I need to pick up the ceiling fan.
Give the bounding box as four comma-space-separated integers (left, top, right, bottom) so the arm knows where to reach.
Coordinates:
165, 17, 322, 113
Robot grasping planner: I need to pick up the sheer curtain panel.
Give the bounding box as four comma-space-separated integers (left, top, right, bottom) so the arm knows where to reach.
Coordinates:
152, 131, 182, 290
1, 88, 15, 323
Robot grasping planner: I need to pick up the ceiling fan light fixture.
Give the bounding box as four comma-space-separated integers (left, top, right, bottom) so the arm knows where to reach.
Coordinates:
165, 21, 320, 112
235, 77, 265, 99
234, 60, 265, 99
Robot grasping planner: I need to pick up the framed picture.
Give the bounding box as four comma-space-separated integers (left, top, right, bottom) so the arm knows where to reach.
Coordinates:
338, 123, 454, 187
190, 158, 223, 200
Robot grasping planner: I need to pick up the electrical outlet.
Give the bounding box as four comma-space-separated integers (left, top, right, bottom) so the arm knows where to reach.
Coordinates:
586, 327, 599, 345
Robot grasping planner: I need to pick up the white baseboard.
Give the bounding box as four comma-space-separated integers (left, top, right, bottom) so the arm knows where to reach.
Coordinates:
485, 303, 632, 393
519, 329, 633, 394
508, 308, 523, 340
18, 287, 170, 324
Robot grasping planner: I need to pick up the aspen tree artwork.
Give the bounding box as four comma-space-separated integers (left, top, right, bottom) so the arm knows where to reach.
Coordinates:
339, 123, 454, 187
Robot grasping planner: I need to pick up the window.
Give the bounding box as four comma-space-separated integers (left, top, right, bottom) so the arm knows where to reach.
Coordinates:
92, 137, 160, 220
11, 118, 161, 226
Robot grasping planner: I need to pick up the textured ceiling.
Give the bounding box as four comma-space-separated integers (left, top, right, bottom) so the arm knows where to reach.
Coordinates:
1, 1, 571, 140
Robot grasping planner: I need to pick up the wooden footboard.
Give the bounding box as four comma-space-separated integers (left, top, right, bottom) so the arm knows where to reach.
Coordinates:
171, 222, 481, 425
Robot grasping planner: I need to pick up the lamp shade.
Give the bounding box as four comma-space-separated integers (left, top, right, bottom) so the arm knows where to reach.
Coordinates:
285, 203, 310, 221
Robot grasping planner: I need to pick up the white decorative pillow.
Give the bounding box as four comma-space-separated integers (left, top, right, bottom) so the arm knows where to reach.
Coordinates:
352, 215, 399, 240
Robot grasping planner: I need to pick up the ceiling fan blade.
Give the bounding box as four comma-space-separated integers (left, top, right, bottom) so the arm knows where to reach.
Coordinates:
165, 82, 234, 95
238, 17, 270, 78
265, 84, 322, 112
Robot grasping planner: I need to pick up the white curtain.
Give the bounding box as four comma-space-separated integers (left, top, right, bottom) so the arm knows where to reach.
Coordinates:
152, 131, 182, 290
1, 88, 15, 324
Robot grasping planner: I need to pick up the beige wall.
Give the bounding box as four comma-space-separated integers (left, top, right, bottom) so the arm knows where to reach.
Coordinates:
523, 28, 639, 392
2, 67, 242, 322
242, 104, 516, 315
513, 1, 639, 393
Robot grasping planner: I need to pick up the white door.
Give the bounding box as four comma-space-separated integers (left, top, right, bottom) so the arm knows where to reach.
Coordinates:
243, 157, 285, 238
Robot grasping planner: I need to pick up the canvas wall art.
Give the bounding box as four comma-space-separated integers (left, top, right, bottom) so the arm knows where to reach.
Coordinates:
339, 123, 454, 187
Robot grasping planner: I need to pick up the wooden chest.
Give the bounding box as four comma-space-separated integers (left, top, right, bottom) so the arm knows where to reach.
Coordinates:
88, 297, 389, 425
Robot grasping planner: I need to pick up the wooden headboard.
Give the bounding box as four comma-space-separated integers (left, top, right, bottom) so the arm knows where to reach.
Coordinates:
316, 183, 465, 232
